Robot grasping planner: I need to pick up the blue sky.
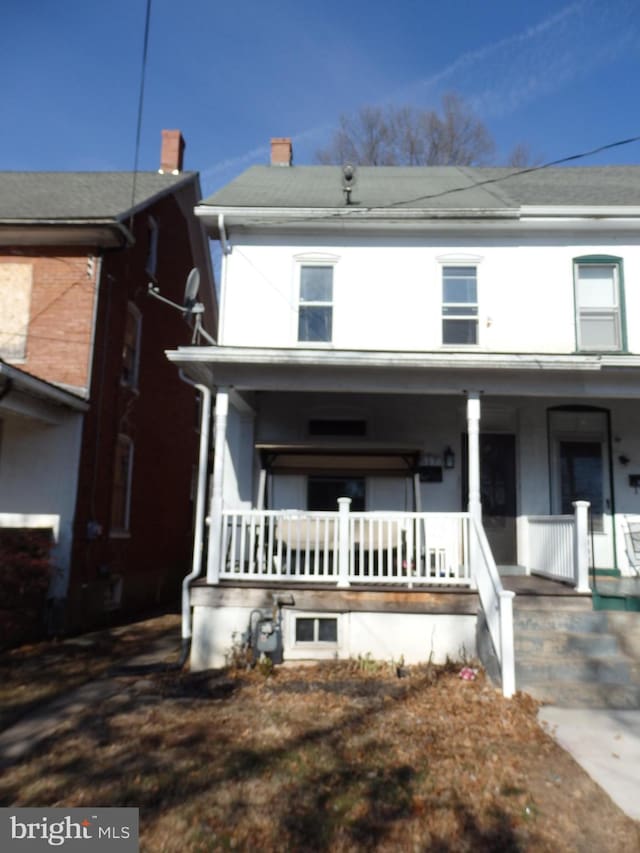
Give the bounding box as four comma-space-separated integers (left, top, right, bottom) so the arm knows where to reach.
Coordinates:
3, 0, 639, 196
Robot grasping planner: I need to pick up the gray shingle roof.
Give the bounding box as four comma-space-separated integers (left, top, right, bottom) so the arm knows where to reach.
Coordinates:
0, 171, 197, 221
202, 165, 640, 211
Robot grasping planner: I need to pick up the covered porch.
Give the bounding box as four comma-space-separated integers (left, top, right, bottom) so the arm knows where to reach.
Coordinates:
167, 345, 640, 693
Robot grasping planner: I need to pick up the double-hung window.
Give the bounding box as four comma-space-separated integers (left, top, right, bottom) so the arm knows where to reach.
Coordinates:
111, 435, 134, 535
298, 265, 333, 343
121, 303, 142, 388
574, 257, 625, 352
442, 266, 478, 345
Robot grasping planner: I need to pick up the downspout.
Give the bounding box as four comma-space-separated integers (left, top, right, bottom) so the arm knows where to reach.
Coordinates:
217, 214, 231, 345
177, 371, 212, 665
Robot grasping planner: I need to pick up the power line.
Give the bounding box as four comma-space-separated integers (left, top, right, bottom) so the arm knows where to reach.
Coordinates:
129, 0, 153, 224
387, 134, 640, 209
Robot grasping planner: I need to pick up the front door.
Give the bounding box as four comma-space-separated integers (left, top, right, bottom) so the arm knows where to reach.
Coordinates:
549, 407, 615, 570
463, 433, 517, 565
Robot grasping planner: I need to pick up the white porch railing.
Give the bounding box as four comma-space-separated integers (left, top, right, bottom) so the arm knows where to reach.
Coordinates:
470, 517, 515, 698
523, 501, 590, 592
219, 507, 471, 587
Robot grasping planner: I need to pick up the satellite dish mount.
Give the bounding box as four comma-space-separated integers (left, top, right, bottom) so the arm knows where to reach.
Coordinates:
147, 267, 215, 345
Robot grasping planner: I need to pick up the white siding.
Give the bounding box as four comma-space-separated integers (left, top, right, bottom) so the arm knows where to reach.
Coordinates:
0, 410, 83, 597
221, 235, 640, 354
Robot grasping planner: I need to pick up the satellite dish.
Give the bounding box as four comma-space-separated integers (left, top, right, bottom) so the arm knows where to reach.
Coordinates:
342, 163, 355, 184
183, 267, 200, 313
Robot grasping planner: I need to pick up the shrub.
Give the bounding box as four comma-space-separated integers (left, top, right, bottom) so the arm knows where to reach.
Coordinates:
0, 528, 53, 649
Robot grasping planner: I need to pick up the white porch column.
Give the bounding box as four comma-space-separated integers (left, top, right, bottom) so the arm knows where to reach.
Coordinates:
337, 497, 352, 589
572, 500, 591, 593
206, 387, 229, 584
466, 391, 482, 524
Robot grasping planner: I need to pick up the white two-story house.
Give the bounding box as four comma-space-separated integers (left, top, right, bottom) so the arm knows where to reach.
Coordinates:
169, 139, 640, 695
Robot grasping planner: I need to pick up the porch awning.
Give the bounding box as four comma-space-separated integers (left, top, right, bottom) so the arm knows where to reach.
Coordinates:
256, 443, 420, 476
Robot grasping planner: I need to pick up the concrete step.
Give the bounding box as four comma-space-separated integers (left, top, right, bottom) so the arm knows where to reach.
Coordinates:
514, 609, 610, 633
522, 681, 640, 710
516, 654, 636, 686
515, 629, 621, 658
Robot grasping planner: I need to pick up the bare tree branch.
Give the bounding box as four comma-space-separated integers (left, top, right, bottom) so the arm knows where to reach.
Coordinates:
316, 94, 496, 166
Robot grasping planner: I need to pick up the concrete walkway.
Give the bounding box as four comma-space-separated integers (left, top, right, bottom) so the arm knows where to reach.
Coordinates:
0, 628, 182, 766
539, 705, 640, 821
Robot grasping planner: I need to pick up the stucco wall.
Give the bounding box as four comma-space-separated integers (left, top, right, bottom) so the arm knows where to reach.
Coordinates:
191, 603, 477, 671
0, 409, 83, 596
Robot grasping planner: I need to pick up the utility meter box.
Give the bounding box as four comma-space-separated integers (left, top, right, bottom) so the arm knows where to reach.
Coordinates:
255, 617, 280, 654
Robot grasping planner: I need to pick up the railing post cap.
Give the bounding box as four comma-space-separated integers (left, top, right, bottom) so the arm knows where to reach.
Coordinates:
572, 500, 591, 508
337, 497, 352, 508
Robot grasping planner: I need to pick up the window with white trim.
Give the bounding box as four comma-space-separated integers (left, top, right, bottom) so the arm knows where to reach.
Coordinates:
110, 435, 134, 534
574, 259, 624, 352
442, 266, 478, 345
295, 616, 338, 644
298, 265, 333, 342
121, 303, 142, 388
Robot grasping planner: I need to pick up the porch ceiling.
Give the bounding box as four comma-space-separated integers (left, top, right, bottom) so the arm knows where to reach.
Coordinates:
167, 346, 640, 399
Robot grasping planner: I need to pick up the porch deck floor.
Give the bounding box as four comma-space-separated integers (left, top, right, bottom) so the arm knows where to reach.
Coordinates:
501, 575, 592, 597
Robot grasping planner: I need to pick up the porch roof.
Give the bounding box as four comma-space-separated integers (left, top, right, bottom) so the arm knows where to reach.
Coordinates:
166, 345, 640, 399
256, 442, 420, 475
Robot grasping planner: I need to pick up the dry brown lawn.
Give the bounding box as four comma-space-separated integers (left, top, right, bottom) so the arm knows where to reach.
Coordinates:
0, 616, 639, 851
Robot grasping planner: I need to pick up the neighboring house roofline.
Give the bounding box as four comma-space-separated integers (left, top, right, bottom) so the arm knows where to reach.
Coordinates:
0, 172, 204, 249
0, 360, 88, 411
0, 220, 134, 248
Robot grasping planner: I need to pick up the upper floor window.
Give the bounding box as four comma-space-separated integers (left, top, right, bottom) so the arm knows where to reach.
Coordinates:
298, 265, 333, 343
574, 257, 625, 352
121, 303, 142, 388
145, 216, 159, 280
111, 434, 134, 535
0, 263, 32, 360
442, 266, 478, 345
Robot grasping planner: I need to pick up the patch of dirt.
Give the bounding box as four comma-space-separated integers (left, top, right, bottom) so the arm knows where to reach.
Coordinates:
0, 654, 638, 851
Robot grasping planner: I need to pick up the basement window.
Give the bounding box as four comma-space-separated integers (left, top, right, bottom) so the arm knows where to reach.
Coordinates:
295, 616, 338, 644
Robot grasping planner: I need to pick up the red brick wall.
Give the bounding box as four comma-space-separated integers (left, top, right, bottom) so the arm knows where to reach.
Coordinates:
0, 251, 97, 391
66, 185, 207, 628
2, 181, 211, 630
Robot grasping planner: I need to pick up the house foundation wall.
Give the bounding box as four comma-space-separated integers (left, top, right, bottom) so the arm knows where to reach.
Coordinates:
191, 602, 477, 671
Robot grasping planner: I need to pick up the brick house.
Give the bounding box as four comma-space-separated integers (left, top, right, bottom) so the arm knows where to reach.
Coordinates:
0, 131, 216, 631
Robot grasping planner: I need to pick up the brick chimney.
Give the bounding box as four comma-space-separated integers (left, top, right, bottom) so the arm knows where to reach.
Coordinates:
271, 137, 293, 166
159, 129, 185, 174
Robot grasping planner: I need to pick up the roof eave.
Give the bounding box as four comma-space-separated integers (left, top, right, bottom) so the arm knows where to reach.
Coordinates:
195, 204, 520, 235
0, 361, 89, 411
0, 220, 134, 248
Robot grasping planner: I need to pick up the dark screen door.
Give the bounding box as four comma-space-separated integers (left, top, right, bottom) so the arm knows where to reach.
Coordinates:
463, 433, 517, 565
